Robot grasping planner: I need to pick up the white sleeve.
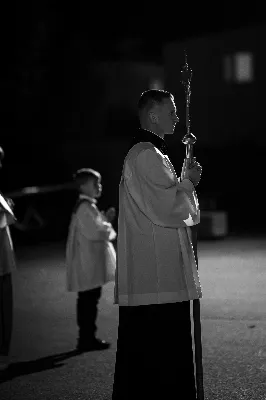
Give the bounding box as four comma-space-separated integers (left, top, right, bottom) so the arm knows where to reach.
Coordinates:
125, 148, 198, 228
0, 214, 7, 229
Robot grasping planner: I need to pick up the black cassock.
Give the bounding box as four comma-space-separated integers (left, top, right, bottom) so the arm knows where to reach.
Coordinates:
112, 302, 197, 399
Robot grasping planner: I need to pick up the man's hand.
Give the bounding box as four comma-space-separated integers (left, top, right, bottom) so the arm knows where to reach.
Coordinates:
184, 158, 202, 187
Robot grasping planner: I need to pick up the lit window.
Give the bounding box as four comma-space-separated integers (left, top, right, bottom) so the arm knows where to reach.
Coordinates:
235, 53, 253, 82
223, 52, 253, 83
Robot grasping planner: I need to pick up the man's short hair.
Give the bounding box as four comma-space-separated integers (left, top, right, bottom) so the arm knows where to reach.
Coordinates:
138, 89, 173, 119
73, 168, 101, 188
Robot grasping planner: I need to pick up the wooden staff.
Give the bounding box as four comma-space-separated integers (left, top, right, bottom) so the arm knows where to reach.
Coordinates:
180, 51, 205, 400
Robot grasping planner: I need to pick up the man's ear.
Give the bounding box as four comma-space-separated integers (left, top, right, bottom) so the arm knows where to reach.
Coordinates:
148, 111, 159, 124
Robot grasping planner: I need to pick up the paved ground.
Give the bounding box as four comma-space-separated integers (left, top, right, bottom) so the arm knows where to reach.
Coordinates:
1, 237, 266, 399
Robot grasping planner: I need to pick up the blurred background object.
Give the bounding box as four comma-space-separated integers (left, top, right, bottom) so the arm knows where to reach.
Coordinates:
3, 5, 266, 246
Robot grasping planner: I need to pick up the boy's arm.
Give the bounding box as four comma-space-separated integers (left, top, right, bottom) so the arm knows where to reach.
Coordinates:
77, 206, 115, 241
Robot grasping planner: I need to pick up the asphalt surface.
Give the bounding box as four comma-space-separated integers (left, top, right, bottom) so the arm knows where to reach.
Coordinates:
1, 237, 266, 399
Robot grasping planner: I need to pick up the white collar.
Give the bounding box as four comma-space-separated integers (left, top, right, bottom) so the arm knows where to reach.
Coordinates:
79, 194, 97, 204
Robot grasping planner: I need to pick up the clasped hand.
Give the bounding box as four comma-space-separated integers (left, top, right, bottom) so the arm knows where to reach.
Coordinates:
183, 158, 202, 187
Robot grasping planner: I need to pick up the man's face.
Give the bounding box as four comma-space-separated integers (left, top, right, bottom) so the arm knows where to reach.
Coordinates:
150, 98, 179, 135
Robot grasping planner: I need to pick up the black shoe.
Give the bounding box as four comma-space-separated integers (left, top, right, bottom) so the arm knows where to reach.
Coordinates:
76, 338, 111, 353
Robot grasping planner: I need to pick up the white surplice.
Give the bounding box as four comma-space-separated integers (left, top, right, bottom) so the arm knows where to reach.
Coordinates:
66, 194, 116, 292
114, 142, 202, 306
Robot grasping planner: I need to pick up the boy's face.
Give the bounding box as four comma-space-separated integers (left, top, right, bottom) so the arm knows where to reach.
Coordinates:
81, 178, 102, 198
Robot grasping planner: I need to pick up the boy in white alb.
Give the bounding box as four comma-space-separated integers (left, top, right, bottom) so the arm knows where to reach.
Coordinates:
66, 168, 116, 352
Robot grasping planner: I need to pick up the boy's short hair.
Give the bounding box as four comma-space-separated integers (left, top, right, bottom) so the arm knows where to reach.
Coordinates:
73, 168, 101, 188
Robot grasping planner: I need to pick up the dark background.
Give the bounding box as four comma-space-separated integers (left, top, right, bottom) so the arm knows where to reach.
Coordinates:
2, 5, 266, 244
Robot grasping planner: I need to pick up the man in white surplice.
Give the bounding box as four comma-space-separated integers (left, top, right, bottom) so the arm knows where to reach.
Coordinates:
112, 89, 203, 400
114, 92, 202, 306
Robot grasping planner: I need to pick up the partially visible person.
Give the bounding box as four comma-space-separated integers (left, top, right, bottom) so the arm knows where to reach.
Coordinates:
0, 146, 17, 371
66, 168, 116, 352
